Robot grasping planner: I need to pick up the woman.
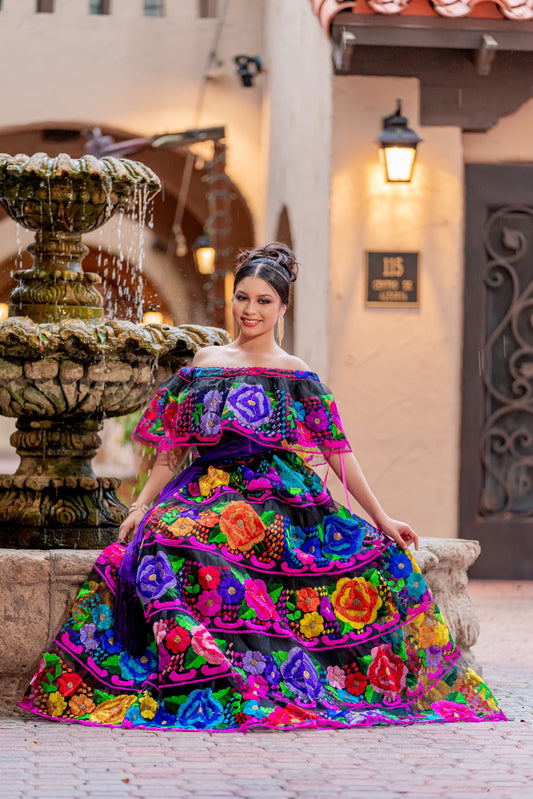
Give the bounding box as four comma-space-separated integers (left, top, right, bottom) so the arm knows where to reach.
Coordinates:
21, 243, 505, 730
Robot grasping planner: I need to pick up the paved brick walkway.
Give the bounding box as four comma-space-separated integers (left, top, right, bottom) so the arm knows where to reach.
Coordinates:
1, 580, 531, 799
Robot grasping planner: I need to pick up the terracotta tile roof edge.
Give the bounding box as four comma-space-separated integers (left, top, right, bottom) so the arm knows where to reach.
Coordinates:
309, 0, 533, 35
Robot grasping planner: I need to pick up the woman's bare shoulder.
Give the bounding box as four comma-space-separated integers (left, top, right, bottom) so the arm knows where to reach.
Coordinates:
276, 354, 313, 372
191, 345, 235, 367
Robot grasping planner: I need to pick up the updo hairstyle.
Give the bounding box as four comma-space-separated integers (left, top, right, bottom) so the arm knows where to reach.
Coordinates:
234, 242, 299, 306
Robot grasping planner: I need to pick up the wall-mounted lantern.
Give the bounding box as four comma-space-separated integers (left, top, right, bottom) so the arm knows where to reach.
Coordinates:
192, 234, 216, 274
378, 100, 421, 183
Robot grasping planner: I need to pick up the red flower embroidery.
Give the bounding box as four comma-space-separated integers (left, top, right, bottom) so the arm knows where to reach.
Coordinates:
367, 644, 408, 698
331, 577, 382, 629
296, 587, 320, 612
198, 565, 221, 590
57, 673, 83, 698
345, 670, 367, 697
165, 626, 191, 654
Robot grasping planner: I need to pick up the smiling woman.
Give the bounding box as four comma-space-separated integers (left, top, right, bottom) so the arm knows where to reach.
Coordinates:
20, 243, 506, 732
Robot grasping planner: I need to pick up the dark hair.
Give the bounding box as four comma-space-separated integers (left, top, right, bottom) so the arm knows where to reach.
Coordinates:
233, 242, 299, 306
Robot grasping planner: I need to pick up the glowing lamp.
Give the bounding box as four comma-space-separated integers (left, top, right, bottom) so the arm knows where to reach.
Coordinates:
193, 234, 216, 275
142, 311, 164, 325
378, 101, 421, 184
0, 303, 9, 322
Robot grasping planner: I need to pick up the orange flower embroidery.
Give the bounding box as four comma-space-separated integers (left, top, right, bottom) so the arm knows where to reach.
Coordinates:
68, 693, 96, 717
331, 577, 382, 629
219, 501, 266, 552
168, 516, 196, 538
296, 587, 320, 612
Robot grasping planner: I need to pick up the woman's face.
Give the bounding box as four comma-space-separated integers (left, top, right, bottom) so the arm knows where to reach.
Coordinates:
232, 275, 285, 340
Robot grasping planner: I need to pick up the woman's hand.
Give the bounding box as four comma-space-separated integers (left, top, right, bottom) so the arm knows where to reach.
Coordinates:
118, 509, 145, 544
377, 515, 419, 551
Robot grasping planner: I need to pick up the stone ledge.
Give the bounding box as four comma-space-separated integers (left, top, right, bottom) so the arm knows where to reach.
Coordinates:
0, 537, 482, 713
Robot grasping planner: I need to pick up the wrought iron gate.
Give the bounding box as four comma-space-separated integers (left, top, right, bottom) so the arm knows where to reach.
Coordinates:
461, 164, 533, 578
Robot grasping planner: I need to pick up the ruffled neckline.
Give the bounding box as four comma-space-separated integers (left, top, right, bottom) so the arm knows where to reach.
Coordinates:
179, 366, 320, 381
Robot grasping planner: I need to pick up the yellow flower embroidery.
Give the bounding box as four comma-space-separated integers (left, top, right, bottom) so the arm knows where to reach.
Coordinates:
89, 695, 135, 725
139, 693, 158, 720
198, 465, 230, 497
46, 691, 67, 717
169, 516, 196, 538
299, 611, 325, 639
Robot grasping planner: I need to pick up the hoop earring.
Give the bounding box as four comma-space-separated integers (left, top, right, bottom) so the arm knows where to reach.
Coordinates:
276, 315, 284, 346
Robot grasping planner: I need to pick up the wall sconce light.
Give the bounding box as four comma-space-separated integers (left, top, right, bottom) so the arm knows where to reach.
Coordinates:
378, 100, 421, 183
142, 311, 164, 325
192, 234, 216, 274
234, 55, 262, 87
0, 303, 9, 322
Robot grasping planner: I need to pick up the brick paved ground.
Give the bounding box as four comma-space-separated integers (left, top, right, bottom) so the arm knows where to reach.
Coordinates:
1, 580, 531, 799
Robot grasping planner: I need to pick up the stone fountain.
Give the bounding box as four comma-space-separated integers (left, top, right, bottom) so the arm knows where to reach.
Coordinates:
0, 153, 228, 549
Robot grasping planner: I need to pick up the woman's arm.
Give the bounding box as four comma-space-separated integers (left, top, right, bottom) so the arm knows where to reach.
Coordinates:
118, 445, 189, 542
326, 451, 419, 550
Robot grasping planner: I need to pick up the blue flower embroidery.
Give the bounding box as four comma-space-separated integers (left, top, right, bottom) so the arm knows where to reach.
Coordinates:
405, 571, 426, 599
281, 647, 324, 702
388, 553, 414, 579
119, 649, 158, 681
136, 552, 177, 602
176, 688, 224, 729
322, 516, 365, 558
92, 603, 113, 631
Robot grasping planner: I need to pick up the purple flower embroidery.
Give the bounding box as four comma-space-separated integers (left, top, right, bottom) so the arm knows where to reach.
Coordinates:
426, 645, 443, 670
226, 383, 272, 428
136, 552, 177, 603
79, 622, 99, 652
199, 411, 221, 437
281, 647, 324, 702
305, 405, 329, 433
242, 650, 266, 675
319, 595, 336, 624
218, 574, 245, 605
263, 657, 281, 685
204, 389, 223, 412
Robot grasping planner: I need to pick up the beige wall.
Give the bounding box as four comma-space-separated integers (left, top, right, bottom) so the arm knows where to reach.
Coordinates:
263, 0, 332, 375
0, 0, 265, 226
328, 76, 464, 538
463, 96, 533, 163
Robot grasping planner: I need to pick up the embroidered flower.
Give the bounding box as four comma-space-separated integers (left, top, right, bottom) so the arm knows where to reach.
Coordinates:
46, 691, 67, 717
89, 695, 134, 724
197, 589, 222, 617
388, 552, 414, 579
199, 411, 221, 437
432, 700, 478, 721
139, 693, 158, 720
101, 629, 122, 654
57, 673, 83, 698
319, 595, 337, 624
296, 587, 320, 612
218, 573, 245, 605
198, 565, 221, 590
176, 688, 224, 730
165, 626, 191, 654
263, 657, 281, 685
326, 666, 346, 690
79, 623, 99, 652
331, 577, 382, 629
219, 501, 266, 552
136, 552, 177, 602
426, 645, 443, 670
299, 611, 325, 640
244, 579, 279, 621
226, 383, 272, 427
153, 620, 167, 645
118, 649, 158, 681
161, 402, 181, 435
345, 670, 367, 697
204, 389, 223, 412
322, 516, 365, 558
242, 650, 266, 675
198, 465, 230, 496
281, 647, 324, 702
190, 626, 226, 665
304, 405, 329, 433
68, 694, 96, 717
367, 644, 408, 698
243, 699, 267, 719
168, 516, 196, 538
92, 603, 113, 631
405, 571, 426, 599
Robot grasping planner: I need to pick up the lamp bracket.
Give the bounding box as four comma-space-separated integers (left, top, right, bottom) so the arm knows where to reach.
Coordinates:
332, 28, 356, 72
475, 33, 498, 77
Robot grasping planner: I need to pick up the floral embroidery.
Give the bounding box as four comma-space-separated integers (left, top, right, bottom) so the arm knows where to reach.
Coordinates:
136, 552, 177, 602
331, 577, 383, 629
219, 501, 266, 552
226, 383, 272, 427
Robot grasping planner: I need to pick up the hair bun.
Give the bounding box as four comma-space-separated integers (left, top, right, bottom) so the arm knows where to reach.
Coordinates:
236, 242, 299, 283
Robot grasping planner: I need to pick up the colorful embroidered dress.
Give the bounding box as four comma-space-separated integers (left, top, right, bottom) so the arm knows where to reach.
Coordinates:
21, 367, 506, 730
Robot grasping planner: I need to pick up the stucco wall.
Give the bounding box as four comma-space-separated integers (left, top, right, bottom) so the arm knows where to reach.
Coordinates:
263, 0, 332, 375
463, 96, 533, 163
328, 76, 464, 538
0, 0, 265, 226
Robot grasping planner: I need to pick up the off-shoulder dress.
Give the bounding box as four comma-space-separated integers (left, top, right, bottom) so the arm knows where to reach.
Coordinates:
20, 367, 506, 730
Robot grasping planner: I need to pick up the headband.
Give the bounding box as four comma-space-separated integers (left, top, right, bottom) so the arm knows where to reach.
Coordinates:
240, 256, 292, 282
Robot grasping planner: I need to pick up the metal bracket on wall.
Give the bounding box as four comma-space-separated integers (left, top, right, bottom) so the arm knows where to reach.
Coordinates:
475, 33, 498, 77
332, 28, 356, 72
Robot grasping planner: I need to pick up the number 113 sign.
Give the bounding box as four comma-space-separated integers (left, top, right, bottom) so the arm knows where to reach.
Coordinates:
365, 252, 419, 308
